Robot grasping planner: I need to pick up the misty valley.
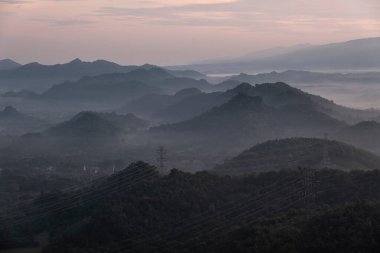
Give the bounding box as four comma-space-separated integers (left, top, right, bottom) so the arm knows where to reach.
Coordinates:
1, 36, 380, 253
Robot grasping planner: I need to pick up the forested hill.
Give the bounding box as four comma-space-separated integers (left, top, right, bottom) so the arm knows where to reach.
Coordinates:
213, 138, 380, 175
3, 162, 380, 252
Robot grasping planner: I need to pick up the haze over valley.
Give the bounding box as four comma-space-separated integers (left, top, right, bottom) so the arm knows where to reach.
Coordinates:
1, 0, 380, 252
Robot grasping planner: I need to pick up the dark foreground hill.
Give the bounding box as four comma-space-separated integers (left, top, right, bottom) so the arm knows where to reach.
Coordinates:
3, 162, 380, 252
213, 138, 380, 175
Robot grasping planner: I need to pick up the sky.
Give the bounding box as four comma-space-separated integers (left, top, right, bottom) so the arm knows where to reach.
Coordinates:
0, 0, 379, 65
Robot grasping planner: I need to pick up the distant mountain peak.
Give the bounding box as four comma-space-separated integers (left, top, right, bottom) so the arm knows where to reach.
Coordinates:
175, 87, 202, 97
47, 111, 148, 138
70, 111, 99, 122
47, 111, 122, 137
227, 82, 254, 93
0, 105, 30, 120
0, 59, 22, 70
141, 63, 157, 69
255, 82, 295, 93
69, 58, 83, 64
0, 59, 19, 64
3, 105, 18, 114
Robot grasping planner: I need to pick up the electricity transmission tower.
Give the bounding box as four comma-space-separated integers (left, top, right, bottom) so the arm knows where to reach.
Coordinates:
156, 145, 167, 171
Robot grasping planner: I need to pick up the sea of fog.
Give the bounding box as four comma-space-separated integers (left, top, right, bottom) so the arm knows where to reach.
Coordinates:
297, 82, 380, 110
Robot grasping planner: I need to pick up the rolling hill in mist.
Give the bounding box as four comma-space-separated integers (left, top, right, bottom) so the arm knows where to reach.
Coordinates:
153, 92, 344, 145
0, 106, 47, 134
214, 138, 380, 175
46, 111, 148, 138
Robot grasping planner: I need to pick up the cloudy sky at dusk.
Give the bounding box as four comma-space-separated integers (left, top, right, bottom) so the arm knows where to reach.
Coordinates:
0, 0, 379, 65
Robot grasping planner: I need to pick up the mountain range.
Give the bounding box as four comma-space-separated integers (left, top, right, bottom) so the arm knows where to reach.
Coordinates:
36, 67, 212, 106
152, 92, 344, 146
170, 37, 380, 74
145, 82, 375, 124
0, 59, 207, 92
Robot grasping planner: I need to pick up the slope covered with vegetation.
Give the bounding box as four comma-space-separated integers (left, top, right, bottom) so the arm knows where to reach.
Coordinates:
214, 138, 380, 175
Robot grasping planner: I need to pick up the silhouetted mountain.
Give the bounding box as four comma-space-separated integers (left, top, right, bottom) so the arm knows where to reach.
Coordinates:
0, 59, 209, 92
153, 82, 310, 123
40, 68, 211, 105
153, 77, 211, 92
41, 73, 162, 103
152, 90, 225, 123
214, 138, 380, 175
336, 121, 380, 153
168, 69, 207, 79
100, 112, 149, 131
0, 106, 47, 134
119, 88, 203, 117
172, 37, 380, 73
175, 87, 203, 97
46, 111, 147, 137
154, 93, 271, 132
46, 111, 122, 137
153, 92, 343, 144
0, 59, 133, 92
0, 59, 21, 71
118, 67, 211, 92
154, 82, 375, 124
0, 106, 26, 119
213, 79, 241, 91
0, 59, 127, 79
116, 67, 173, 82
